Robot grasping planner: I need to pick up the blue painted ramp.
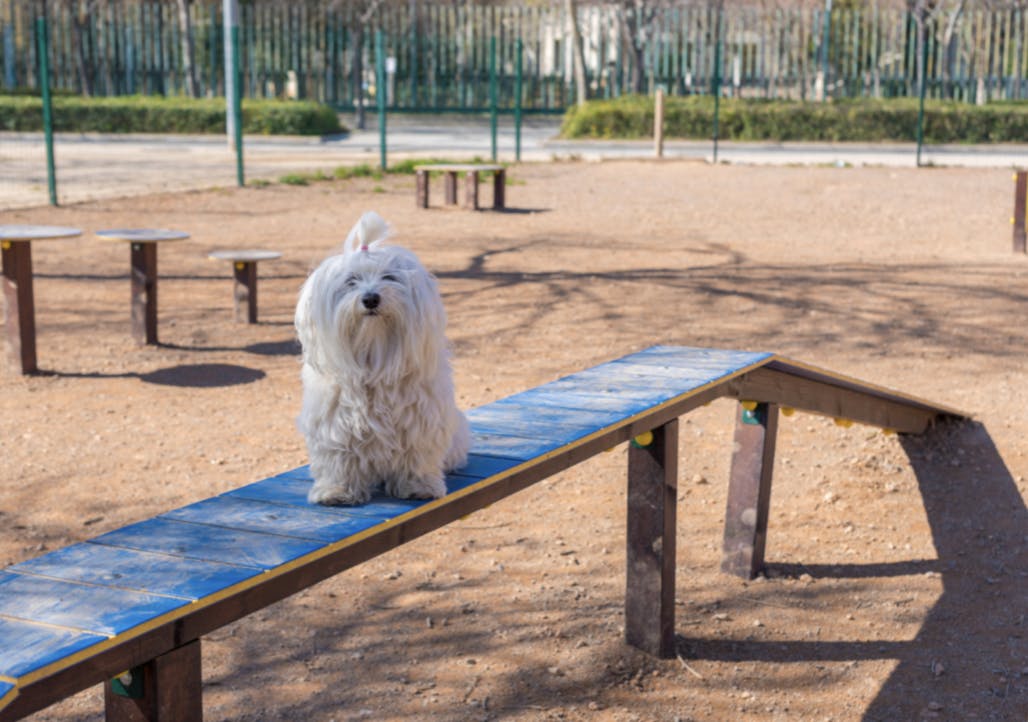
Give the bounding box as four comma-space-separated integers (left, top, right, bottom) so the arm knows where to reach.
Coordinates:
0, 345, 961, 719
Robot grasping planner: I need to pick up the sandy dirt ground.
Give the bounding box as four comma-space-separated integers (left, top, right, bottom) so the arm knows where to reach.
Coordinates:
1, 161, 1026, 722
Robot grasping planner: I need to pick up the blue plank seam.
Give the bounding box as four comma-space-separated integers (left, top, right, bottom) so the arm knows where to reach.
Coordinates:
0, 345, 961, 719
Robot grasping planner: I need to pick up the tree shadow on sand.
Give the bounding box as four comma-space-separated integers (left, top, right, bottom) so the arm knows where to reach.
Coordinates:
675, 419, 1026, 720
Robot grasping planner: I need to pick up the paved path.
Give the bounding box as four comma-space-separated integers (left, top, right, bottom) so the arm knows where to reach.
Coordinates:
2, 115, 1027, 209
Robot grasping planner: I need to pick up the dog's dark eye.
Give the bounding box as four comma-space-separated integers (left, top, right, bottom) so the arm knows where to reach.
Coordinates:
382, 273, 398, 282
344, 274, 359, 287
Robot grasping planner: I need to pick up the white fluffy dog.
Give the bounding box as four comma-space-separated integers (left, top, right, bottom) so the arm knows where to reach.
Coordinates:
295, 211, 470, 506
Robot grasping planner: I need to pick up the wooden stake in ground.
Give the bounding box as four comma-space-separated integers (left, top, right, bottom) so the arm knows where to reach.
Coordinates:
654, 88, 665, 159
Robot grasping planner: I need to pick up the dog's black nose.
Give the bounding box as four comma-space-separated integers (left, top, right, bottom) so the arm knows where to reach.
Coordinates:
361, 292, 381, 310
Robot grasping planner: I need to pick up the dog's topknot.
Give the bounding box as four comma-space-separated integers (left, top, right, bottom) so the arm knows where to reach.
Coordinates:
345, 211, 393, 254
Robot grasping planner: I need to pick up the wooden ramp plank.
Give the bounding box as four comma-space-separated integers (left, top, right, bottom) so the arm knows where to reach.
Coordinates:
90, 518, 324, 569
469, 431, 564, 461
499, 386, 660, 415
162, 496, 384, 542
0, 572, 187, 638
617, 345, 771, 370
8, 544, 261, 602
466, 404, 622, 444
474, 398, 625, 429
225, 476, 426, 518
0, 618, 106, 679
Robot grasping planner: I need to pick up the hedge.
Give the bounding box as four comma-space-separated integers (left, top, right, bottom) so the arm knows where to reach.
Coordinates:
560, 95, 1028, 144
0, 95, 344, 136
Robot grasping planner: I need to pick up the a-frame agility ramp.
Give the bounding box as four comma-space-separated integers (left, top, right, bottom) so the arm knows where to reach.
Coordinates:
0, 346, 964, 721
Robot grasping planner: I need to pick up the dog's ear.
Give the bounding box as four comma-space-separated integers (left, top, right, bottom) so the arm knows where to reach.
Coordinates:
344, 211, 393, 254
295, 267, 328, 373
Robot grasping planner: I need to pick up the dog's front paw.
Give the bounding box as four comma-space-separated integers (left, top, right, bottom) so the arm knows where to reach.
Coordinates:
308, 481, 372, 507
385, 474, 446, 501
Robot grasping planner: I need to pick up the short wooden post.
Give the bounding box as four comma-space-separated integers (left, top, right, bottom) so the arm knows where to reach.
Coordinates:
1013, 170, 1027, 254
415, 169, 429, 208
1, 240, 37, 374
464, 170, 479, 210
233, 261, 258, 323
492, 168, 505, 210
721, 402, 779, 579
625, 419, 678, 658
130, 242, 159, 345
654, 88, 665, 158
104, 639, 203, 722
443, 171, 457, 205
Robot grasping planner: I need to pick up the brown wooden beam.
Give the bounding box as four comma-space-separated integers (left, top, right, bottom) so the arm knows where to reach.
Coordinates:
726, 365, 942, 433
232, 261, 258, 324
625, 419, 678, 658
130, 243, 159, 345
492, 169, 505, 210
1014, 170, 1027, 254
463, 170, 479, 210
104, 640, 202, 722
1, 240, 36, 374
721, 402, 779, 579
415, 169, 429, 209
443, 171, 457, 205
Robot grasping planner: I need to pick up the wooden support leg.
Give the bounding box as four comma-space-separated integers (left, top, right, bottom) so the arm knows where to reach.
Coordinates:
721, 402, 779, 579
492, 169, 505, 210
464, 171, 479, 210
415, 169, 429, 208
232, 261, 258, 323
443, 171, 457, 205
625, 419, 678, 658
2, 240, 37, 374
130, 242, 159, 345
104, 639, 203, 722
1014, 170, 1027, 254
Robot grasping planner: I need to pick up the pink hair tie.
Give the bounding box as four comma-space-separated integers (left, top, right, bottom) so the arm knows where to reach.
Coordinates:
359, 244, 370, 252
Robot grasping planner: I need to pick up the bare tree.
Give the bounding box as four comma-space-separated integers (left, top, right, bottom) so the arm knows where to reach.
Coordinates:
331, 0, 386, 129
615, 0, 673, 94
175, 0, 199, 97
64, 0, 99, 96
565, 0, 588, 104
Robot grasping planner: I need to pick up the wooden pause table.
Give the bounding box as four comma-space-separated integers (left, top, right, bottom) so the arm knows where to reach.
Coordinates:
95, 229, 190, 345
414, 163, 506, 210
0, 346, 962, 721
1, 225, 82, 374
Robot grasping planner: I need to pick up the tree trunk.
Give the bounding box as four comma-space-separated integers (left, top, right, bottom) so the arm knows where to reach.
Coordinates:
565, 0, 588, 105
176, 0, 199, 97
70, 1, 94, 96
353, 23, 365, 129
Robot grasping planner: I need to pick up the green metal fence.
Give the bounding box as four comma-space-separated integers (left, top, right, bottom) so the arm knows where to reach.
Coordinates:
3, 1, 1028, 111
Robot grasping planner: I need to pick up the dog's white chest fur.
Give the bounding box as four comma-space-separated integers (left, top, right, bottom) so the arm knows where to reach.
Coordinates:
295, 212, 470, 506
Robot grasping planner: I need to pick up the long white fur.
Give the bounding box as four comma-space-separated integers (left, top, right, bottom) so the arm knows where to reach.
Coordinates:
295, 211, 470, 505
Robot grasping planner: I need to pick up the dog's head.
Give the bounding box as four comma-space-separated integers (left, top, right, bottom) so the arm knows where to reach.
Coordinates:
296, 212, 448, 382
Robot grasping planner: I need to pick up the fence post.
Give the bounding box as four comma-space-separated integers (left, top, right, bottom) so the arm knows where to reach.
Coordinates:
515, 38, 523, 162
654, 87, 664, 158
490, 35, 498, 162
376, 29, 387, 171
232, 25, 244, 186
819, 0, 833, 101
712, 8, 722, 164
223, 0, 239, 149
915, 19, 928, 168
35, 17, 57, 206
